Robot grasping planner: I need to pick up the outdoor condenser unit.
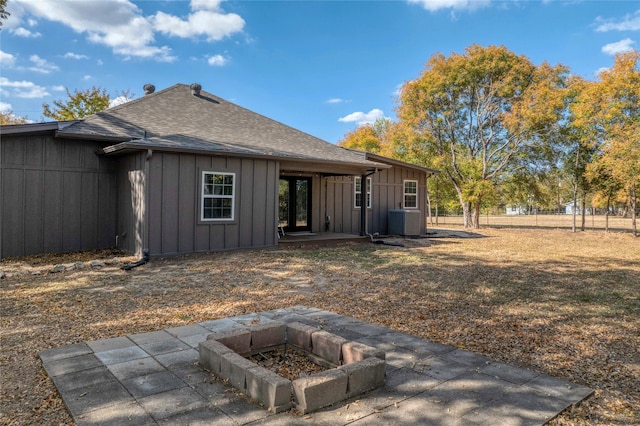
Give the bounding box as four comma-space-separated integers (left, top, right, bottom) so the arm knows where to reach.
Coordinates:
388, 209, 422, 236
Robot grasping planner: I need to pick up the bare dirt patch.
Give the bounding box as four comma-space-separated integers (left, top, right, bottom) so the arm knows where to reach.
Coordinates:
1, 228, 638, 425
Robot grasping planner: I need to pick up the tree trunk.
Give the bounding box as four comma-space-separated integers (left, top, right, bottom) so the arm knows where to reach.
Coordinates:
472, 198, 482, 229
631, 187, 637, 237
605, 196, 610, 232
572, 182, 578, 233
461, 202, 473, 228
452, 181, 473, 228
580, 190, 586, 232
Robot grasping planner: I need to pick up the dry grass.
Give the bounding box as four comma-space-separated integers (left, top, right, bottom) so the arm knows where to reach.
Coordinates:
0, 228, 638, 425
432, 213, 636, 233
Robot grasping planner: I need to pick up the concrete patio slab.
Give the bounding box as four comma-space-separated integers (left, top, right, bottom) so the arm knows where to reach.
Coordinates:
40, 306, 593, 425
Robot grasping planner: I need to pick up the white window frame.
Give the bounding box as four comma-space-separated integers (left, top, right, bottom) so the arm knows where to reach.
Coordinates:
201, 171, 235, 221
354, 176, 372, 209
403, 179, 418, 209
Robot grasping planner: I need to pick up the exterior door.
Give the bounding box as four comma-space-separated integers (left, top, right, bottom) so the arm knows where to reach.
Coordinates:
279, 177, 311, 232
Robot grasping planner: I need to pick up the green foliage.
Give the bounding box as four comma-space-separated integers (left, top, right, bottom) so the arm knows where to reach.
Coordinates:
0, 111, 29, 125
42, 87, 111, 120
573, 50, 640, 234
338, 124, 382, 154
398, 44, 569, 228
337, 118, 396, 155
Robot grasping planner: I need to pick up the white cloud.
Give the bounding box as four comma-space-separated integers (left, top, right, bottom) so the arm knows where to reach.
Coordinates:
152, 8, 244, 42
83, 75, 92, 81
326, 98, 345, 104
0, 102, 12, 113
108, 95, 131, 108
338, 109, 386, 126
11, 27, 42, 37
207, 54, 228, 66
27, 18, 38, 27
393, 83, 405, 97
595, 10, 640, 32
63, 52, 89, 60
8, 0, 244, 62
16, 0, 176, 62
602, 38, 636, 56
191, 0, 223, 11
407, 0, 491, 12
0, 50, 16, 68
52, 85, 66, 91
3, 1, 26, 30
0, 77, 50, 98
25, 54, 59, 73
97, 59, 104, 66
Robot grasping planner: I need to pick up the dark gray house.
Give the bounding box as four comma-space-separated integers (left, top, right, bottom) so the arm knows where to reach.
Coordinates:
0, 83, 436, 259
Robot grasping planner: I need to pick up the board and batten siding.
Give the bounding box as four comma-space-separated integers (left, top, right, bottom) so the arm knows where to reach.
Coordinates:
322, 167, 426, 235
0, 134, 116, 259
115, 152, 147, 255
138, 152, 278, 256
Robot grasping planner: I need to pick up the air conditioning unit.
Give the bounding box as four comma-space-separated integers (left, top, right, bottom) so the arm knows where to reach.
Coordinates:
388, 210, 422, 236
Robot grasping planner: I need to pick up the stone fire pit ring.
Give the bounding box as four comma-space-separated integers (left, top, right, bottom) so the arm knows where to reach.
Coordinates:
198, 321, 386, 414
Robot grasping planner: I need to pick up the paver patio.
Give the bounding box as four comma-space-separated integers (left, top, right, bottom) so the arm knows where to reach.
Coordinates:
39, 306, 592, 425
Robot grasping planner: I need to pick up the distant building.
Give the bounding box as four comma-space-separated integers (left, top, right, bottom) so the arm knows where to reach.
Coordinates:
506, 205, 527, 215
565, 202, 593, 215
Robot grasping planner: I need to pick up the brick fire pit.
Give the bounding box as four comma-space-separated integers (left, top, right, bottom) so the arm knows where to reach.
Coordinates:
198, 321, 386, 414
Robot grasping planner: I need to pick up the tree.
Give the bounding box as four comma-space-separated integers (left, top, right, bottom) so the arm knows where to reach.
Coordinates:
398, 45, 569, 228
575, 51, 640, 236
0, 111, 29, 125
338, 124, 383, 154
42, 87, 114, 120
0, 0, 9, 28
338, 118, 395, 155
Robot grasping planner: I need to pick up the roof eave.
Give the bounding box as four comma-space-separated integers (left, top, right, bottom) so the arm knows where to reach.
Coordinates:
0, 120, 81, 135
363, 152, 439, 175
56, 131, 132, 143
100, 141, 391, 171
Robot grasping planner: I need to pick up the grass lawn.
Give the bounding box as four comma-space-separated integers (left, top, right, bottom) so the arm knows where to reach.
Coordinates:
0, 228, 638, 425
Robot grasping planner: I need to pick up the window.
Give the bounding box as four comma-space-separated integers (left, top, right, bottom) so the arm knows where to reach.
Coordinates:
403, 180, 418, 209
354, 177, 371, 209
202, 172, 235, 220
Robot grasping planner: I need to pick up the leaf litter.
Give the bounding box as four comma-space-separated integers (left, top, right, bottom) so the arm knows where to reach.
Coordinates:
0, 228, 638, 425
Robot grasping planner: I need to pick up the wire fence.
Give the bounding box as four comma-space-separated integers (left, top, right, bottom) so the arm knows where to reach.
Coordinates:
427, 214, 637, 233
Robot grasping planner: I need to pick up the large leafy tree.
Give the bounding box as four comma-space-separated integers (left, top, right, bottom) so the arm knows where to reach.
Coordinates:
42, 87, 112, 120
574, 51, 640, 236
398, 44, 569, 228
338, 118, 396, 155
338, 123, 383, 154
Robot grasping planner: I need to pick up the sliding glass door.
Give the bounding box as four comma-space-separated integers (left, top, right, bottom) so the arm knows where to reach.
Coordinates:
279, 177, 311, 232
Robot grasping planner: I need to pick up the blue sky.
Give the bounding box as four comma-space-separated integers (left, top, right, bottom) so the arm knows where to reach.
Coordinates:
1, 0, 639, 143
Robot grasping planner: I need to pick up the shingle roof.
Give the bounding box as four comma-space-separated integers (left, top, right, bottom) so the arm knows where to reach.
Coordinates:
57, 83, 387, 168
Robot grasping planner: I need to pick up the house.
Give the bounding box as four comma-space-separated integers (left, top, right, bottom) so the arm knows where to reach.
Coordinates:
565, 202, 593, 215
0, 83, 437, 259
505, 205, 527, 215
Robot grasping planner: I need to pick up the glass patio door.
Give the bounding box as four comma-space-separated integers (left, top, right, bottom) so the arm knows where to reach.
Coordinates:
279, 177, 311, 232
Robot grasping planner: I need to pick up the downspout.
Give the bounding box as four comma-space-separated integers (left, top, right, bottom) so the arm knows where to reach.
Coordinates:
143, 148, 152, 257
324, 175, 330, 231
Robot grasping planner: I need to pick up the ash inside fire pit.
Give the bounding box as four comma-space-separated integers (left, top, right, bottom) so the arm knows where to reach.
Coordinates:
249, 347, 328, 380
